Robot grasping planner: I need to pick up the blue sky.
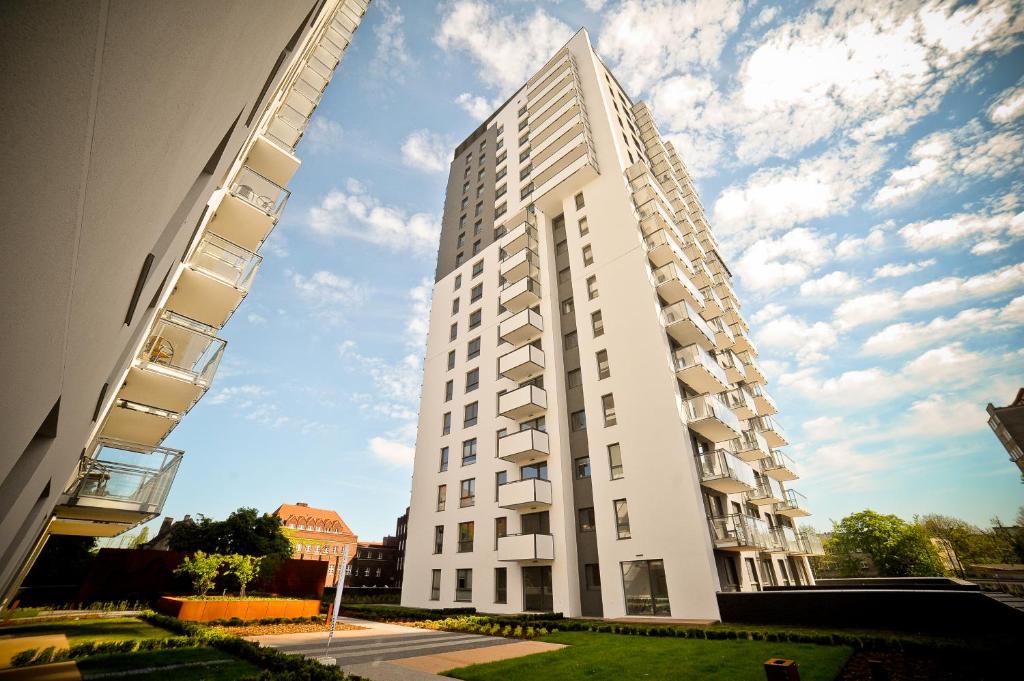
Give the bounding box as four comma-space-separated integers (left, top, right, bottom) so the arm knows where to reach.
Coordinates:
140, 0, 1024, 544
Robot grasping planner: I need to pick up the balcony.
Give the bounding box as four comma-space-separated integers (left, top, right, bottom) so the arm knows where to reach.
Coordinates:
751, 415, 789, 447
697, 286, 725, 321
500, 248, 540, 284
497, 533, 555, 562
746, 477, 782, 506
761, 450, 799, 481
673, 344, 728, 394
245, 134, 301, 188
708, 317, 736, 351
499, 308, 543, 345
708, 514, 770, 552
731, 430, 771, 462
691, 260, 714, 289
51, 439, 182, 537
120, 313, 226, 414
498, 345, 545, 382
499, 220, 537, 256
498, 477, 553, 511
643, 229, 687, 269
731, 323, 756, 354
498, 428, 549, 465
772, 526, 800, 553
722, 297, 744, 327
737, 351, 766, 385
499, 385, 547, 420
100, 399, 180, 446
713, 273, 737, 303
795, 528, 825, 556
499, 277, 541, 313
723, 386, 757, 420
749, 384, 778, 416
696, 449, 756, 493
679, 233, 706, 262
207, 168, 290, 252
715, 350, 747, 384
683, 394, 741, 442
776, 489, 811, 518
661, 301, 716, 351
652, 263, 704, 310
168, 233, 262, 329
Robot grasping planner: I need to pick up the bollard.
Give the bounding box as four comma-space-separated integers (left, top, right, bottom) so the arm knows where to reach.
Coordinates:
764, 658, 800, 681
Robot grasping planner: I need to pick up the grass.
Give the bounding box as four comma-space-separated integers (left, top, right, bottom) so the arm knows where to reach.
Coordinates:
76, 647, 259, 680
445, 631, 852, 681
0, 617, 174, 645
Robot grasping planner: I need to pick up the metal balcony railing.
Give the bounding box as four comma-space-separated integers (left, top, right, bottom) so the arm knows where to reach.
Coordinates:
695, 449, 756, 491
673, 343, 729, 387
138, 312, 225, 387
229, 166, 291, 218
683, 394, 742, 434
708, 513, 770, 550
190, 233, 262, 292
64, 439, 183, 515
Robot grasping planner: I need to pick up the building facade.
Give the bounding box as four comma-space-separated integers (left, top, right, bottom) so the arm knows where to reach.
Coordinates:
987, 388, 1024, 479
0, 0, 369, 610
400, 29, 821, 621
395, 507, 409, 588
347, 539, 400, 588
276, 503, 358, 588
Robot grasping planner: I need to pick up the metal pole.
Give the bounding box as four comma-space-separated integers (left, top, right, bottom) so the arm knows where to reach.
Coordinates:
318, 544, 349, 665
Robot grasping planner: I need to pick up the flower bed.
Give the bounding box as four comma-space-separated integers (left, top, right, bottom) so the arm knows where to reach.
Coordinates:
157, 596, 319, 622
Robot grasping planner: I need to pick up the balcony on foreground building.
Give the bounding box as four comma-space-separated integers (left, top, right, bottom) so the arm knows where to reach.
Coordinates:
245, 134, 301, 189
708, 514, 770, 552
497, 532, 555, 562
730, 322, 756, 355
499, 218, 538, 256
498, 428, 549, 465
498, 344, 545, 382
715, 350, 747, 384
794, 528, 825, 556
708, 316, 736, 351
683, 394, 741, 442
736, 350, 766, 385
100, 399, 181, 446
643, 229, 689, 270
697, 286, 725, 321
761, 449, 799, 481
746, 476, 782, 506
723, 385, 757, 420
499, 277, 541, 313
653, 262, 704, 311
775, 489, 811, 518
499, 385, 547, 420
662, 300, 716, 351
673, 343, 728, 394
498, 477, 553, 511
751, 414, 789, 447
695, 449, 756, 493
771, 526, 800, 553
498, 308, 543, 346
748, 383, 778, 416
168, 233, 262, 329
499, 248, 540, 284
730, 429, 771, 462
208, 167, 290, 252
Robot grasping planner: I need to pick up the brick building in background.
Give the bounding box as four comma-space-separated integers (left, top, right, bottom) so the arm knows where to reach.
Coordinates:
274, 503, 357, 588
347, 508, 409, 589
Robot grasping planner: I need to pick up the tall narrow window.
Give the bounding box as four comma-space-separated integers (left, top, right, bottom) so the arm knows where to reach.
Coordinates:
614, 499, 631, 539
571, 409, 587, 431
602, 394, 617, 427
445, 380, 454, 401
455, 569, 473, 602
596, 350, 610, 379
495, 471, 507, 501
437, 485, 447, 511
457, 521, 474, 553
575, 456, 591, 479
608, 443, 624, 479
567, 368, 582, 389
464, 402, 478, 428
564, 331, 578, 350
434, 525, 444, 553
558, 267, 571, 284
471, 283, 483, 302
450, 323, 458, 341
578, 507, 596, 532
430, 569, 441, 600
462, 438, 477, 465
467, 337, 481, 360
495, 516, 507, 548
447, 350, 456, 370
561, 297, 574, 315
460, 478, 476, 507
582, 244, 594, 266
454, 274, 462, 290
452, 298, 460, 315
466, 368, 480, 392
578, 216, 589, 236
591, 310, 604, 337
439, 447, 449, 472
442, 412, 451, 435
495, 567, 508, 603
575, 192, 585, 210
469, 309, 482, 329
472, 260, 484, 277
587, 276, 599, 300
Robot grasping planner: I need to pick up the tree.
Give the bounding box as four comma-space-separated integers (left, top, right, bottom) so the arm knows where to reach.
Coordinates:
826, 510, 946, 577
174, 551, 223, 597
223, 554, 262, 598
128, 527, 149, 549
917, 514, 1016, 567
167, 507, 291, 560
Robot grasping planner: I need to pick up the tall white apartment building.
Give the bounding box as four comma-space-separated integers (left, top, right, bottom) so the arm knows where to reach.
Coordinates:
0, 0, 368, 610
401, 29, 822, 620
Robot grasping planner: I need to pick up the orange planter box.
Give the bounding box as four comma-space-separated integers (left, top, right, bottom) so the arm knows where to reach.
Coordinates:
157, 596, 320, 621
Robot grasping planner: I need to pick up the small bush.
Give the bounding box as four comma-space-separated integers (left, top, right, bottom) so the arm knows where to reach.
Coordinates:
10, 649, 37, 667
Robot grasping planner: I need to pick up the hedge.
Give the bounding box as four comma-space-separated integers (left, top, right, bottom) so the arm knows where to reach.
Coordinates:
206, 615, 327, 627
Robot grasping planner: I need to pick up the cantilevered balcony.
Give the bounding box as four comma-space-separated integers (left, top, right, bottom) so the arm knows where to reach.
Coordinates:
265, 76, 323, 150
691, 259, 714, 289
722, 297, 744, 327
723, 385, 757, 420
696, 449, 756, 493
751, 415, 789, 447
100, 399, 180, 446
499, 220, 537, 256
653, 263, 704, 310
499, 277, 541, 313
795, 528, 825, 556
498, 345, 545, 382
761, 450, 799, 481
730, 323, 756, 354
168, 233, 262, 329
51, 439, 182, 537
775, 489, 811, 518
731, 429, 771, 462
746, 476, 782, 506
643, 229, 688, 269
683, 394, 741, 442
120, 312, 225, 415
737, 351, 766, 385
208, 167, 290, 252
498, 533, 554, 562
712, 273, 737, 304
498, 428, 549, 465
500, 248, 540, 284
771, 526, 800, 553
245, 134, 301, 188
673, 344, 728, 394
499, 309, 543, 345
708, 514, 770, 552
715, 350, 747, 384
748, 383, 778, 416
662, 301, 716, 351
499, 385, 547, 420
678, 233, 706, 262
708, 316, 736, 351
498, 477, 553, 511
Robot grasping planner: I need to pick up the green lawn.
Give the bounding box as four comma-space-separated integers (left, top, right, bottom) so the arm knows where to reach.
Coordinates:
76, 647, 259, 680
0, 617, 173, 645
445, 631, 852, 681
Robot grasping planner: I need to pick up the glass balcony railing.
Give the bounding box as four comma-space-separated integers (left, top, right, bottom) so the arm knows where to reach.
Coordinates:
137, 312, 225, 388
761, 449, 799, 481
673, 343, 729, 389
683, 394, 741, 441
229, 166, 291, 218
661, 300, 716, 348
730, 430, 770, 462
708, 316, 735, 347
695, 449, 756, 492
798, 528, 825, 555
776, 489, 810, 517
190, 233, 262, 292
708, 513, 770, 550
64, 439, 183, 516
751, 415, 789, 446
723, 385, 757, 418
653, 262, 704, 308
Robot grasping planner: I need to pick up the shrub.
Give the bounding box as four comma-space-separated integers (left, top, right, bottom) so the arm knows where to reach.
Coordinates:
174, 551, 224, 597
10, 649, 37, 667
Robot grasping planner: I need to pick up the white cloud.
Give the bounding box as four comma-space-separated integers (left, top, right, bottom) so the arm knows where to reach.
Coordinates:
401, 129, 453, 173
802, 416, 844, 442
291, 270, 368, 324
988, 81, 1024, 124
405, 279, 433, 351
247, 313, 267, 325
833, 291, 903, 330
799, 271, 861, 298
584, 0, 608, 11
751, 6, 780, 28
369, 436, 415, 467
750, 303, 786, 324
873, 259, 936, 279
733, 228, 831, 292
899, 204, 1024, 252
454, 93, 496, 121
208, 384, 270, 406
897, 393, 989, 437
835, 228, 886, 260
303, 117, 344, 154
435, 1, 573, 94
755, 314, 838, 364
971, 238, 1009, 255
371, 0, 412, 79
308, 180, 441, 256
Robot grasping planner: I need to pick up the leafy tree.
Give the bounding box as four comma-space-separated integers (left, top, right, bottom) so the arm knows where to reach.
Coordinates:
917, 513, 1016, 567
224, 554, 262, 598
167, 507, 291, 559
826, 510, 946, 577
128, 527, 149, 549
174, 551, 223, 597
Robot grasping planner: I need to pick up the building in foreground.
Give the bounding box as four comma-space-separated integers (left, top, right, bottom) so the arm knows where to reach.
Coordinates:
400, 28, 821, 620
987, 389, 1024, 479
0, 0, 369, 610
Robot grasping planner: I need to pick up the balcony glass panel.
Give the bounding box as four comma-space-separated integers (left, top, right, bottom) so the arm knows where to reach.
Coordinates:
190, 233, 262, 292
138, 313, 225, 387
730, 429, 770, 462
695, 449, 756, 492
661, 300, 716, 349
230, 166, 290, 218
672, 343, 728, 393
683, 394, 741, 441
65, 439, 183, 516
708, 514, 769, 550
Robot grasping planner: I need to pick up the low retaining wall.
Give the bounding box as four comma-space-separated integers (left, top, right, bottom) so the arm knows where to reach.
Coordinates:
157, 596, 320, 622
766, 577, 979, 592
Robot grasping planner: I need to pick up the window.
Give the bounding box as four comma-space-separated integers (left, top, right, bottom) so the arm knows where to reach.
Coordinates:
495, 516, 507, 549
439, 447, 449, 472
585, 564, 601, 590
445, 380, 454, 401
456, 252, 464, 266
497, 150, 507, 165
454, 274, 462, 290
495, 567, 508, 603
561, 297, 574, 315
614, 499, 631, 539
460, 478, 476, 507
596, 350, 610, 380
575, 192, 585, 210
467, 337, 481, 360
469, 309, 482, 329
474, 220, 482, 235
571, 409, 587, 431
496, 184, 507, 199
564, 330, 578, 350
518, 117, 529, 131
558, 267, 571, 284
521, 461, 548, 480
447, 350, 456, 370
575, 457, 591, 479
621, 560, 669, 615
430, 570, 442, 600
458, 521, 474, 553
578, 216, 589, 236
602, 394, 617, 427
434, 525, 444, 554
520, 183, 534, 199
496, 166, 507, 181
520, 165, 532, 180
567, 368, 582, 389
437, 485, 446, 511
591, 310, 604, 337
587, 276, 599, 300
472, 240, 481, 255
475, 202, 483, 217
478, 166, 485, 180
495, 471, 507, 501
464, 402, 478, 428
471, 283, 483, 302
455, 569, 473, 602
466, 368, 479, 392
520, 148, 531, 162
556, 239, 568, 256
472, 260, 484, 277
608, 443, 624, 479
477, 184, 484, 198
450, 322, 458, 341
461, 197, 468, 210
442, 412, 451, 435
583, 244, 594, 266
462, 438, 477, 465
578, 507, 596, 532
